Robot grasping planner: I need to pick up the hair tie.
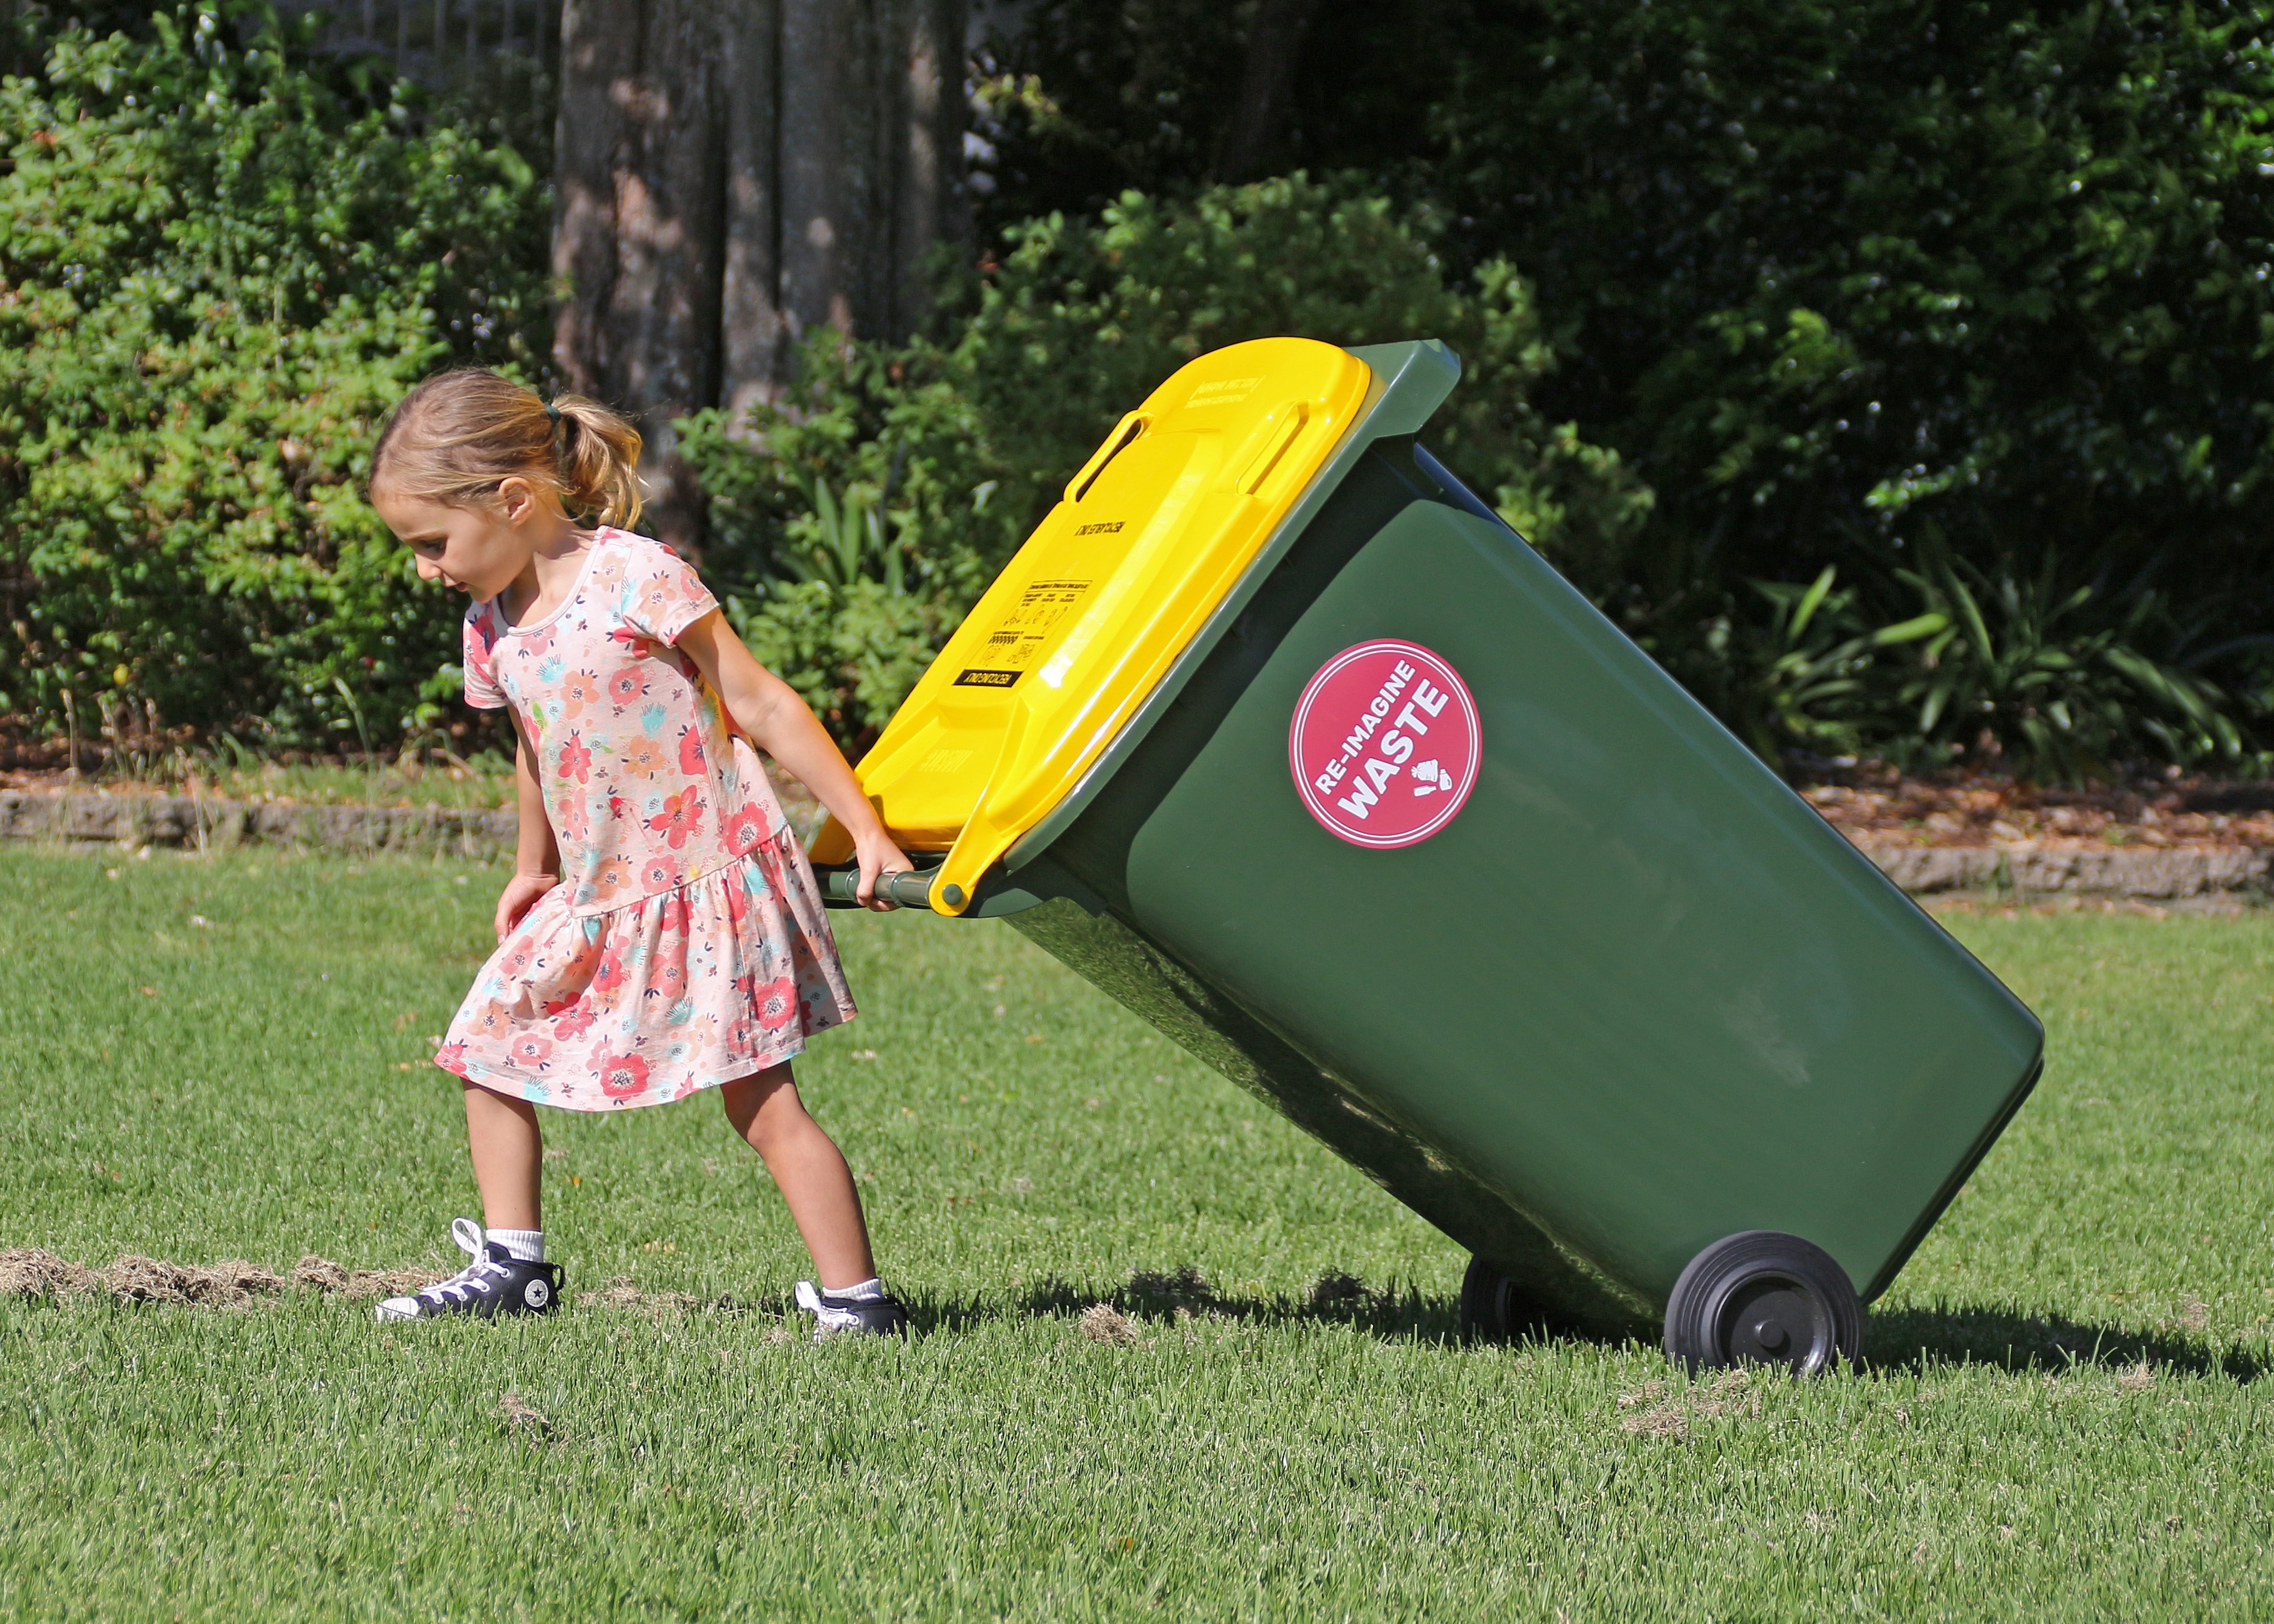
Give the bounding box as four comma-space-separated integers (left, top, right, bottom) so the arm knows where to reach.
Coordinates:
544, 403, 563, 427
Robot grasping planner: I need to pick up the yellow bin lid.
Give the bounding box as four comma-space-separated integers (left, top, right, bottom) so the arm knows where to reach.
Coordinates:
811, 336, 1373, 912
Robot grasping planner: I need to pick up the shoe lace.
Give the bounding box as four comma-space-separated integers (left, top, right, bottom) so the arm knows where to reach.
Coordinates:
414, 1217, 516, 1308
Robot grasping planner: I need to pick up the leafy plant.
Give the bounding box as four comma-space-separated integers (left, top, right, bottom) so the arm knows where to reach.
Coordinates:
681, 172, 1651, 748
1876, 542, 2246, 781
724, 466, 946, 753
1714, 542, 2254, 781
777, 475, 910, 596
734, 581, 954, 757
1716, 568, 1944, 760
0, 3, 548, 752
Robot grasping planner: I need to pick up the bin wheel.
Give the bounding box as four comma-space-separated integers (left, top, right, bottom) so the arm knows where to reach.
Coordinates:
1458, 1255, 1560, 1343
1662, 1231, 1861, 1376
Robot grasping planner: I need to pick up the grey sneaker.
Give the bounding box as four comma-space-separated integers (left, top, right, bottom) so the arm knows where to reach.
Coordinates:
374, 1219, 564, 1323
793, 1279, 909, 1340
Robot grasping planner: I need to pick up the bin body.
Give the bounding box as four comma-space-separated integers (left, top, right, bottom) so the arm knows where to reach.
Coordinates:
834, 339, 2042, 1330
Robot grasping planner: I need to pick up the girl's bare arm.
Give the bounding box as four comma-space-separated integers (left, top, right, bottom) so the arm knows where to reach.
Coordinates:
674, 608, 913, 908
494, 710, 562, 939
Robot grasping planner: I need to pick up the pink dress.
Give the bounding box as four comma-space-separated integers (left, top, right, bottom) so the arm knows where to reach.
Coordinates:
433, 528, 855, 1110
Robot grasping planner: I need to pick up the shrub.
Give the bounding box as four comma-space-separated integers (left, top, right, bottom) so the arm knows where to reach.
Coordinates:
969, 0, 2274, 776
1711, 545, 2250, 781
0, 3, 548, 752
680, 173, 1650, 750
1436, 0, 2274, 650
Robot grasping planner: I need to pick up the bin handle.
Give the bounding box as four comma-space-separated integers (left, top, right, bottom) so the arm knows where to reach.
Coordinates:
1064, 412, 1146, 504
1236, 403, 1308, 495
818, 866, 964, 912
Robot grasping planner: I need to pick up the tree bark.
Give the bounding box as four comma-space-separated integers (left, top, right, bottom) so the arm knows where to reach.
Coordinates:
553, 0, 731, 550
554, 0, 968, 547
720, 0, 785, 426
775, 0, 969, 360
1217, 0, 1324, 184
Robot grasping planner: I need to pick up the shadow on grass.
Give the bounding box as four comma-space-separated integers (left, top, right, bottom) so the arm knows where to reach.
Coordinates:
910, 1266, 2272, 1386
907, 1266, 1467, 1342
1863, 1303, 2270, 1383
577, 1268, 2268, 1383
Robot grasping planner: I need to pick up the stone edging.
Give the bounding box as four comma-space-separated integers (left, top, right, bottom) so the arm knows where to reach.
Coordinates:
1857, 842, 2270, 900
2, 789, 2266, 898
0, 787, 518, 859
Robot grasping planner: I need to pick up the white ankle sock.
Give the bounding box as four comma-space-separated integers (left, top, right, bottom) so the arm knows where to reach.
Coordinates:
487, 1227, 544, 1263
823, 1276, 884, 1302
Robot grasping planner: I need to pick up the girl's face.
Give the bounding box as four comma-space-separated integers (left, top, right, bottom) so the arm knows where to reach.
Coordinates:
372, 477, 552, 601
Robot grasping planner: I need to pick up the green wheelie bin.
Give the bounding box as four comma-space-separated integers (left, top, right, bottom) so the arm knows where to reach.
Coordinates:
811, 336, 2044, 1371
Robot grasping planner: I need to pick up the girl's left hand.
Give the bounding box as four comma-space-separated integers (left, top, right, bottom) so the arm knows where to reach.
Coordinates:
852, 829, 918, 911
494, 871, 559, 940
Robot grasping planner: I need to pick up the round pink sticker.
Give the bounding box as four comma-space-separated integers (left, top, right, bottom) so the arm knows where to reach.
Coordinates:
1288, 639, 1480, 848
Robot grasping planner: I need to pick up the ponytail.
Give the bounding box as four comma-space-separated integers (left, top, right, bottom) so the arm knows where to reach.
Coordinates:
371, 369, 645, 531
546, 393, 644, 530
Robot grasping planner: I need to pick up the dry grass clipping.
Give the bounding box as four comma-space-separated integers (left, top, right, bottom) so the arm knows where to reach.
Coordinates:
0, 1246, 440, 1308
1617, 1367, 1762, 1441
589, 1276, 705, 1318
1080, 1303, 1144, 1345
498, 1391, 554, 1441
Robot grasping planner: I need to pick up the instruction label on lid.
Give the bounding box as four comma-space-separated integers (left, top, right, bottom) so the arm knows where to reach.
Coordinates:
954, 579, 1092, 688
1289, 639, 1480, 848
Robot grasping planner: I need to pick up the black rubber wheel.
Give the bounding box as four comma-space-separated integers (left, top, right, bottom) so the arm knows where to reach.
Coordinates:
1458, 1255, 1561, 1343
1662, 1231, 1862, 1375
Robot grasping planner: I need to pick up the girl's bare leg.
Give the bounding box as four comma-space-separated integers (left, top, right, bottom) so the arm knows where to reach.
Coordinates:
720, 1063, 875, 1290
462, 1082, 543, 1232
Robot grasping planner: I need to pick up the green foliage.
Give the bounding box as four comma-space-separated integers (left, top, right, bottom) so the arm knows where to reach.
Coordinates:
777, 476, 907, 595
0, 3, 548, 749
976, 0, 2274, 776
1704, 568, 1946, 762
1875, 543, 2246, 780
1709, 546, 2251, 781
735, 579, 955, 756
1431, 0, 2274, 664
682, 173, 1650, 748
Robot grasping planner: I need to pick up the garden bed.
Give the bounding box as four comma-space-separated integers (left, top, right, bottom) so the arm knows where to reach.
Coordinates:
3, 764, 2268, 900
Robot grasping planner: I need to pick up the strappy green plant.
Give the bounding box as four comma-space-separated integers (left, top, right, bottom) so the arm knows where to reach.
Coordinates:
774, 473, 912, 596
1880, 540, 2245, 781
1734, 566, 1944, 758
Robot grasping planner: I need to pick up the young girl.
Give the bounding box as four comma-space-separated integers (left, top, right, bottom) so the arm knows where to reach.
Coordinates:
364, 369, 914, 1338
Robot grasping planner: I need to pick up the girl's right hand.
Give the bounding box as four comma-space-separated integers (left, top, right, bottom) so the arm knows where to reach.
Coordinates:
494, 871, 560, 941
852, 828, 918, 912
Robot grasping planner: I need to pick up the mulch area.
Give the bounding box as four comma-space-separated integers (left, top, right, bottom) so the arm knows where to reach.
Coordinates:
1798, 768, 2274, 850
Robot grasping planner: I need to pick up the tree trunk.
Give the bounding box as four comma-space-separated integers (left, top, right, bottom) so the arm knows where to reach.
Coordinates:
774, 0, 968, 373
1217, 0, 1323, 183
719, 0, 786, 428
553, 0, 731, 549
555, 0, 969, 550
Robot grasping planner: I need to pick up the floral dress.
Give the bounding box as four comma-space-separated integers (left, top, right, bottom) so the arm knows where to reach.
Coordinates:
434, 528, 855, 1110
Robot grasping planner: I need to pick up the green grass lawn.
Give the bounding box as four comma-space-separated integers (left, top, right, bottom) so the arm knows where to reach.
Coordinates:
1, 848, 2268, 1620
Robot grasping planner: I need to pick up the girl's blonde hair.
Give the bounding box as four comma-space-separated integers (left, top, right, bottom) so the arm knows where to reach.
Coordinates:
370, 368, 644, 530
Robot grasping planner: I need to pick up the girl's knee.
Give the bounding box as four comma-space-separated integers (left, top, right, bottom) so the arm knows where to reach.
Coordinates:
721, 1063, 798, 1136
